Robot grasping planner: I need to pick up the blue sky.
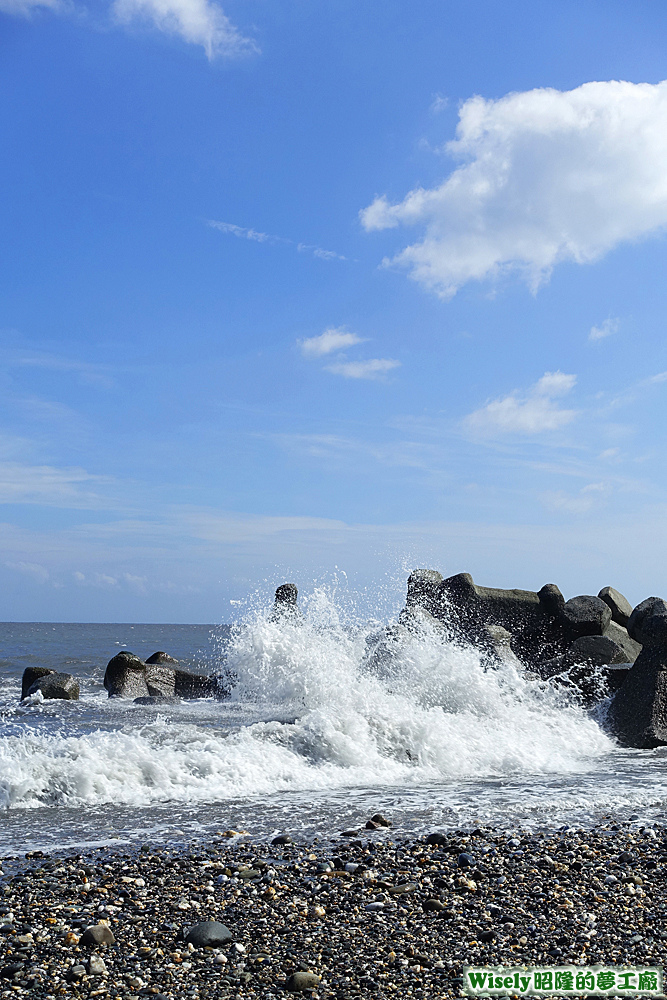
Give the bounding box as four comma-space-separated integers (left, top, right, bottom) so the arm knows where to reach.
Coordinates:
3, 0, 667, 621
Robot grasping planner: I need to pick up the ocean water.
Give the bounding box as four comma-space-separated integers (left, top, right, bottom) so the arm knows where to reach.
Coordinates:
1, 594, 666, 856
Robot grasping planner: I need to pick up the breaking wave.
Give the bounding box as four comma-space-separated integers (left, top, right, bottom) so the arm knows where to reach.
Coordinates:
0, 590, 614, 811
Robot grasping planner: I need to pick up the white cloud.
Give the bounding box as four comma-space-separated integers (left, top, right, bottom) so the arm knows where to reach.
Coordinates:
361, 79, 667, 299
112, 0, 257, 59
541, 482, 608, 515
326, 358, 401, 381
208, 221, 345, 261
208, 220, 278, 243
299, 327, 364, 358
0, 462, 111, 508
589, 317, 619, 342
464, 371, 577, 435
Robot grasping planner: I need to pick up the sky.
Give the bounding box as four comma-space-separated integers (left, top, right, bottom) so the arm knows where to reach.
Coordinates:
3, 0, 667, 621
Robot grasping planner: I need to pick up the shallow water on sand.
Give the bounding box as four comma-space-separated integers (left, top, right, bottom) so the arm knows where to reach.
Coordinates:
1, 603, 666, 856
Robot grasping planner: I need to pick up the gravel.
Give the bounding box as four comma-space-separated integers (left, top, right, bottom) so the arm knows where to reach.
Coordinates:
0, 821, 665, 997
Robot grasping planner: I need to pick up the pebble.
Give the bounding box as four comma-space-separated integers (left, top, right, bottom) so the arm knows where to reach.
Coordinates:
87, 953, 108, 975
286, 971, 321, 991
185, 920, 233, 947
1, 822, 666, 997
80, 923, 115, 945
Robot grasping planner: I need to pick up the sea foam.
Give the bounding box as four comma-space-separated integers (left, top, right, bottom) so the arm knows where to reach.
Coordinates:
0, 592, 613, 811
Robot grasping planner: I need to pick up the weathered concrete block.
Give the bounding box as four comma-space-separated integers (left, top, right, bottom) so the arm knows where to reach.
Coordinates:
27, 671, 79, 700
598, 586, 633, 628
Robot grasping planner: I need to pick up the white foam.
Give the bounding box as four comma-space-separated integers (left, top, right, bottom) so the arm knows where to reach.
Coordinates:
0, 592, 615, 810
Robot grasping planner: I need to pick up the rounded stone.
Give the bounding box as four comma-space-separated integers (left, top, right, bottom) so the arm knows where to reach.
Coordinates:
286, 971, 321, 992
80, 925, 115, 946
184, 920, 233, 948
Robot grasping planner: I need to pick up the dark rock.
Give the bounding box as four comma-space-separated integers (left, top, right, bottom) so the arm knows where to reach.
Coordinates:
599, 587, 633, 628
405, 569, 444, 617
603, 620, 641, 663
133, 695, 181, 705
145, 662, 176, 698
481, 624, 522, 667
21, 667, 54, 701
174, 669, 216, 698
365, 820, 380, 829
562, 595, 611, 638
627, 598, 667, 645
184, 920, 233, 948
370, 813, 390, 827
104, 652, 149, 699
566, 634, 629, 666
286, 972, 321, 992
423, 898, 446, 912
603, 664, 632, 692
26, 672, 79, 701
479, 929, 496, 942
538, 583, 565, 615
608, 645, 667, 747
145, 651, 179, 665
269, 583, 302, 623
80, 925, 115, 947
437, 572, 566, 662
458, 853, 475, 867
271, 835, 292, 846
425, 833, 448, 846
104, 650, 214, 700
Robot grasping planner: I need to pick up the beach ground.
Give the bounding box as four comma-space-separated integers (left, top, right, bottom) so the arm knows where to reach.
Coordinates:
1, 822, 665, 998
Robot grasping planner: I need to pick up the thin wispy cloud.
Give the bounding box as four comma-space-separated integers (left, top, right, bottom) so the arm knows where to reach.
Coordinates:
430, 93, 449, 114
5, 560, 50, 584
208, 221, 282, 244
589, 317, 619, 342
299, 327, 364, 358
0, 461, 113, 508
208, 219, 347, 261
541, 482, 608, 515
0, 0, 60, 13
0, 0, 255, 58
464, 371, 578, 436
326, 358, 401, 381
112, 0, 257, 59
362, 79, 667, 299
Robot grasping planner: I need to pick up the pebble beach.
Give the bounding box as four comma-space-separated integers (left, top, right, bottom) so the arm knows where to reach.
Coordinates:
0, 819, 665, 999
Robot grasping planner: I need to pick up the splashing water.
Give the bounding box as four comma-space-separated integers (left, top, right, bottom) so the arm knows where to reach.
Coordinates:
1, 595, 664, 853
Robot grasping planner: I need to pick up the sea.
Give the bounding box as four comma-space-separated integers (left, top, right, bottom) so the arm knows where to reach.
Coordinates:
1, 589, 667, 857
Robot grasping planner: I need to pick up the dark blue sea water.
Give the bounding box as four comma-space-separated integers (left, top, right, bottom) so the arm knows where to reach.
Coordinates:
0, 609, 666, 857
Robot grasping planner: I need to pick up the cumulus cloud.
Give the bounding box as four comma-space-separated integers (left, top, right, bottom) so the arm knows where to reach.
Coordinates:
361, 79, 667, 299
464, 371, 577, 435
326, 358, 401, 381
299, 327, 364, 358
589, 317, 619, 342
112, 0, 257, 59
